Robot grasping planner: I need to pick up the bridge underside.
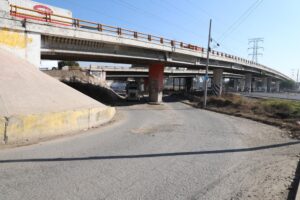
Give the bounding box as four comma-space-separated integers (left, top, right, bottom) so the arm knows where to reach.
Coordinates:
40, 35, 278, 79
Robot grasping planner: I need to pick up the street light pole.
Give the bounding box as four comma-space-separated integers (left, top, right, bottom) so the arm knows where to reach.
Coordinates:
203, 19, 212, 108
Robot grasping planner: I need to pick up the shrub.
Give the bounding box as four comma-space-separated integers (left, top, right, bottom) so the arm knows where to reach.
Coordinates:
262, 101, 294, 118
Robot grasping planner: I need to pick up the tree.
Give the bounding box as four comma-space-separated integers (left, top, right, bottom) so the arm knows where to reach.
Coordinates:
58, 61, 80, 70
280, 80, 296, 90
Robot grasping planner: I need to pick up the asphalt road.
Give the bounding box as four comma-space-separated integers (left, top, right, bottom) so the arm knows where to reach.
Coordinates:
0, 98, 299, 200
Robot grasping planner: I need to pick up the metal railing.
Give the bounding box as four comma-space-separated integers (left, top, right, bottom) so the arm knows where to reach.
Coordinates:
9, 4, 288, 79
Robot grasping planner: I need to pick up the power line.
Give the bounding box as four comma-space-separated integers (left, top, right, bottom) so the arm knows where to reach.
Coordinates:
157, 0, 208, 26
181, 0, 253, 50
149, 0, 210, 39
218, 0, 264, 43
248, 38, 264, 63
113, 0, 203, 41
63, 0, 156, 33
185, 0, 216, 20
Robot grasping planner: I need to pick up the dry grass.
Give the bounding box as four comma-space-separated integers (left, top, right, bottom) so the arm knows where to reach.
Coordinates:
200, 94, 300, 139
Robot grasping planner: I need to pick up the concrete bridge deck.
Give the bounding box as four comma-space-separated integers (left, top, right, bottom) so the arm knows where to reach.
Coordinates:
0, 1, 291, 102
0, 4, 290, 81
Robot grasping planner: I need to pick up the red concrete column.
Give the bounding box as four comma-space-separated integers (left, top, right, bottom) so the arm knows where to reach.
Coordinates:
149, 63, 164, 103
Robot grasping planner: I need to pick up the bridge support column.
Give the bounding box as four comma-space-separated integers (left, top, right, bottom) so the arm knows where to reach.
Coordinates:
275, 81, 280, 92
185, 77, 193, 92
212, 69, 223, 96
252, 79, 257, 92
239, 79, 245, 92
262, 78, 268, 92
245, 73, 252, 93
267, 78, 272, 92
233, 79, 239, 92
149, 63, 164, 103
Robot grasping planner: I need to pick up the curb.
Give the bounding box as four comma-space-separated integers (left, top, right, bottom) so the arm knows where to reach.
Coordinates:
0, 117, 5, 144
1, 106, 115, 145
295, 159, 300, 200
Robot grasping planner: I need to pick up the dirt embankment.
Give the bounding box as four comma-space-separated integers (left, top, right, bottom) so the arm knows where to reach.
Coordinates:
185, 93, 300, 139
44, 70, 126, 106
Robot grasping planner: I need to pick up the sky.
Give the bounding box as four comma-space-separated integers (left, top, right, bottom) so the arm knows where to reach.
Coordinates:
37, 0, 300, 80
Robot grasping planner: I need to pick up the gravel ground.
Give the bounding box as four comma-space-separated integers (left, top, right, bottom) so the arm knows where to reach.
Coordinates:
242, 92, 300, 101
0, 97, 299, 200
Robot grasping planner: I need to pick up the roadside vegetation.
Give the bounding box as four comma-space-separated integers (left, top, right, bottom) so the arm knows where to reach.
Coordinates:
188, 94, 300, 139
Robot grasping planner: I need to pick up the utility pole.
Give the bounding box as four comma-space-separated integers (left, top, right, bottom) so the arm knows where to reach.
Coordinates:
248, 38, 264, 63
203, 19, 212, 108
297, 68, 299, 82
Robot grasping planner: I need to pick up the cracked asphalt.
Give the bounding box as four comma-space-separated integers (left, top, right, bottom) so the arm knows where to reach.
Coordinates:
0, 98, 299, 200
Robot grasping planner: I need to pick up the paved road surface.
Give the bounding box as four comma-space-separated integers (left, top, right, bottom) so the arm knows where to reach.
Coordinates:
242, 92, 300, 101
0, 98, 299, 200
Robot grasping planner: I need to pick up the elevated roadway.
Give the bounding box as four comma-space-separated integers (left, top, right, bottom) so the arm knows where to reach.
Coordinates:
0, 1, 291, 102
86, 67, 244, 79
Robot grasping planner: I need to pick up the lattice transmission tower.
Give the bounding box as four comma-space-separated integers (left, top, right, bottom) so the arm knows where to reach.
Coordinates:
248, 38, 264, 63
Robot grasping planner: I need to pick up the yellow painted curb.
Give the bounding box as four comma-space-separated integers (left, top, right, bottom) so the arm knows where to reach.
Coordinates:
2, 106, 115, 145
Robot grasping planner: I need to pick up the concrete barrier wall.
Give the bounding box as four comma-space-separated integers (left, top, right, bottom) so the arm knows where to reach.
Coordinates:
0, 28, 41, 67
0, 117, 5, 144
3, 106, 115, 145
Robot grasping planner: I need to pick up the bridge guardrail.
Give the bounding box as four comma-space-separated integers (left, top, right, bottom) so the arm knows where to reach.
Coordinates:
9, 4, 289, 80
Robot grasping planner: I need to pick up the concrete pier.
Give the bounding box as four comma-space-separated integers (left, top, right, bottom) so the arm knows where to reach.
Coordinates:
262, 77, 268, 92
212, 69, 223, 96
149, 63, 164, 103
245, 73, 252, 93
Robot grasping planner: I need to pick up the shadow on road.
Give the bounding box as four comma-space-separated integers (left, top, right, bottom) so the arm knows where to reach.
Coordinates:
0, 141, 299, 164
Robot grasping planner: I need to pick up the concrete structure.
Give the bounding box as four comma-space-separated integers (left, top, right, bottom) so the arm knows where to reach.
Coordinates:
267, 78, 272, 92
0, 0, 291, 102
245, 73, 252, 93
233, 79, 239, 92
252, 79, 257, 92
212, 69, 223, 96
240, 79, 246, 92
262, 77, 268, 92
85, 67, 245, 80
275, 81, 280, 92
0, 48, 115, 145
148, 64, 164, 103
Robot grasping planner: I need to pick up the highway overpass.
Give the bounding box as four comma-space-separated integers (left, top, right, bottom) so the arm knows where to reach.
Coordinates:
0, 0, 291, 102
86, 67, 244, 79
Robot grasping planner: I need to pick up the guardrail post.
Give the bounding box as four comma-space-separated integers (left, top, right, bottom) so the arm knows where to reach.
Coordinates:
97, 24, 102, 32
171, 40, 175, 47
10, 5, 17, 16
117, 28, 122, 35
45, 13, 51, 22
73, 19, 80, 27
